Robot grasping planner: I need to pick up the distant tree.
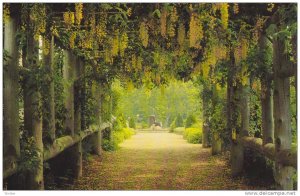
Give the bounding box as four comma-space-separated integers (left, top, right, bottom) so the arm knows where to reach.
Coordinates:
175, 114, 184, 127
129, 117, 136, 129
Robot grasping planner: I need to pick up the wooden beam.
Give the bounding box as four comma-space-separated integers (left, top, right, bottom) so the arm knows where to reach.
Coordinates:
239, 136, 297, 168
3, 122, 111, 179
44, 122, 110, 161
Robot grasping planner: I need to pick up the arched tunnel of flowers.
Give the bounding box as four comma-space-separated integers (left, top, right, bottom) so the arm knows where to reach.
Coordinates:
2, 3, 297, 190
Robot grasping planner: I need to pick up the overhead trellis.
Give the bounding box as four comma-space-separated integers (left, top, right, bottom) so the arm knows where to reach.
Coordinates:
3, 2, 297, 190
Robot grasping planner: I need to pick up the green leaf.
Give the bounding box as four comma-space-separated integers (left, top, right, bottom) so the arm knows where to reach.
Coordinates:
152, 9, 161, 18
266, 24, 277, 36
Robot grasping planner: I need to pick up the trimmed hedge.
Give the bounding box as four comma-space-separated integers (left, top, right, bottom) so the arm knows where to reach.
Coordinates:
173, 127, 185, 135
183, 125, 203, 144
103, 128, 135, 151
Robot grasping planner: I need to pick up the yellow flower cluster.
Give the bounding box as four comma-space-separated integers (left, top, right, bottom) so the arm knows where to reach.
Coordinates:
63, 11, 75, 29
111, 31, 119, 57
240, 38, 248, 60
139, 21, 149, 47
79, 33, 93, 49
50, 25, 59, 37
30, 4, 46, 40
3, 4, 10, 24
252, 80, 261, 91
197, 42, 228, 78
155, 73, 161, 85
69, 32, 76, 49
160, 8, 167, 37
42, 37, 50, 55
253, 17, 265, 43
119, 32, 129, 57
220, 3, 229, 29
240, 65, 248, 86
95, 15, 107, 44
75, 3, 83, 25
89, 13, 96, 33
267, 3, 275, 12
104, 47, 113, 64
214, 44, 228, 60
126, 80, 134, 91
136, 56, 143, 71
131, 54, 137, 69
130, 54, 143, 71
159, 55, 167, 70
234, 37, 248, 64
233, 3, 239, 14
127, 7, 132, 17
167, 7, 178, 38
177, 22, 185, 47
189, 13, 203, 48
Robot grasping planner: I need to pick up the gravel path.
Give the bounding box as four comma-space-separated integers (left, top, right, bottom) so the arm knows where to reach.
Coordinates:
70, 131, 264, 190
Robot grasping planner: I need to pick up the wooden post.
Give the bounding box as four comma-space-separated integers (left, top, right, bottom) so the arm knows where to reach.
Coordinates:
91, 83, 103, 155
24, 26, 44, 190
63, 50, 75, 136
211, 84, 222, 154
202, 85, 210, 148
64, 53, 82, 179
259, 32, 274, 145
272, 20, 295, 189
227, 48, 246, 177
231, 83, 250, 176
42, 35, 56, 144
211, 132, 222, 155
3, 5, 20, 180
74, 57, 82, 134
74, 57, 83, 178
202, 123, 210, 148
227, 49, 238, 154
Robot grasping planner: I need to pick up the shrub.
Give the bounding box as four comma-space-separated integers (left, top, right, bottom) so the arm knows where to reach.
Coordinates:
173, 127, 185, 135
184, 127, 203, 144
113, 131, 125, 144
129, 117, 136, 129
141, 121, 148, 128
175, 114, 184, 127
169, 120, 176, 132
113, 114, 127, 132
185, 114, 197, 128
123, 127, 135, 139
103, 128, 135, 151
102, 139, 118, 151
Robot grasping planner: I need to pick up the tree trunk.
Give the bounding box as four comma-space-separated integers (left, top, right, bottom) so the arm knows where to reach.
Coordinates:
42, 35, 56, 144
272, 28, 294, 190
24, 29, 44, 190
3, 10, 20, 180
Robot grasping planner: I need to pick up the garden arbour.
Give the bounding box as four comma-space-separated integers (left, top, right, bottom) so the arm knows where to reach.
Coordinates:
3, 3, 297, 190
